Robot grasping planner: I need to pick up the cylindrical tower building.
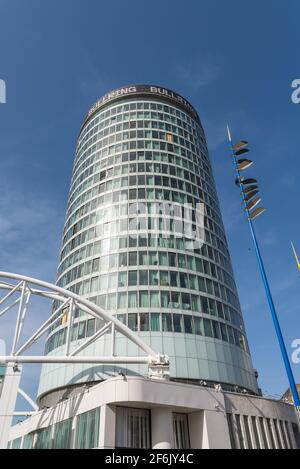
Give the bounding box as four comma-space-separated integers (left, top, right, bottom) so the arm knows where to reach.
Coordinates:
38, 85, 258, 405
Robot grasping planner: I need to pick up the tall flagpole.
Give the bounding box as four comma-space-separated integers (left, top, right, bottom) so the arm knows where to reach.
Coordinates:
227, 126, 300, 421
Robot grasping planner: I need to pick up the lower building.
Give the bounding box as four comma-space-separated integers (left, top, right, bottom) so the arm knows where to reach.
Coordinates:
282, 385, 300, 405
8, 376, 300, 450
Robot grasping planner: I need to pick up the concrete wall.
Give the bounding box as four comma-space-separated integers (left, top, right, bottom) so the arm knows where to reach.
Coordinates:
8, 377, 299, 449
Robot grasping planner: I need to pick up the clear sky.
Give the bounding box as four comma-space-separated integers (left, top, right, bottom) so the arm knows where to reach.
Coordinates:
0, 0, 300, 409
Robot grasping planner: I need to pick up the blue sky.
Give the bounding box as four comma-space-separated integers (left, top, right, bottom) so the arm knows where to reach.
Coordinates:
0, 0, 300, 407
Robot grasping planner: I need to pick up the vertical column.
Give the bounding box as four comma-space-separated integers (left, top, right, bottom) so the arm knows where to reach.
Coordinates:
70, 414, 77, 449
99, 404, 116, 449
151, 408, 173, 449
200, 410, 232, 449
0, 363, 22, 449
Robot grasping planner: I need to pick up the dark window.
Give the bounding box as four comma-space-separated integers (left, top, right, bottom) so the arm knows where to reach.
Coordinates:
162, 313, 173, 332
86, 319, 95, 338
184, 315, 193, 334
128, 313, 138, 331
173, 314, 183, 333
128, 270, 137, 286
128, 252, 137, 266
140, 313, 149, 331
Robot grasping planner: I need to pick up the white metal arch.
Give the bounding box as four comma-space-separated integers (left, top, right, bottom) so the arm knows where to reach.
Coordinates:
0, 272, 170, 449
0, 271, 169, 372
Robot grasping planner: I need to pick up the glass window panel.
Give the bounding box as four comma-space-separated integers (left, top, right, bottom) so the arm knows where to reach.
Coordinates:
170, 271, 179, 287
168, 252, 176, 267
119, 252, 127, 267
100, 256, 109, 271
86, 319, 96, 337
34, 427, 51, 449
129, 252, 137, 266
191, 295, 200, 312
140, 313, 149, 331
194, 317, 204, 335
187, 256, 196, 271
91, 277, 99, 293
139, 251, 149, 265
108, 272, 117, 289
107, 293, 116, 310
53, 419, 72, 449
99, 274, 108, 291
173, 414, 190, 449
139, 270, 148, 285
203, 318, 213, 338
206, 279, 213, 295
150, 313, 161, 331
149, 251, 159, 265
180, 273, 188, 289
71, 323, 79, 341
216, 301, 225, 319
173, 314, 183, 333
198, 277, 206, 292
189, 274, 198, 290
128, 270, 137, 286
150, 292, 160, 308
116, 407, 150, 449
196, 258, 203, 272
149, 270, 159, 286
162, 313, 173, 332
212, 320, 221, 340
159, 270, 169, 286
159, 252, 168, 266
220, 323, 228, 342
23, 433, 34, 449
78, 321, 86, 340
116, 313, 127, 325
184, 315, 193, 334
118, 292, 127, 309
161, 291, 170, 308
171, 291, 180, 309
128, 313, 138, 331
178, 254, 186, 269
128, 291, 137, 308
11, 437, 22, 449
118, 271, 127, 287
76, 408, 100, 449
98, 294, 106, 309
140, 291, 149, 308
208, 299, 217, 316
182, 293, 191, 310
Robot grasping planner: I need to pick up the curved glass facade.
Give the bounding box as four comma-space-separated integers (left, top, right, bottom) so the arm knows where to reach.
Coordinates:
38, 85, 258, 401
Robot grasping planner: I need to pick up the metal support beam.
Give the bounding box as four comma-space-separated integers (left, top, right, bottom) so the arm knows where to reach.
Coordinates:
0, 363, 22, 449
0, 356, 152, 364
0, 271, 170, 447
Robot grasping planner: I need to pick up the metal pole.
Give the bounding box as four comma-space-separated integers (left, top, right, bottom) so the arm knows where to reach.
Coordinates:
247, 220, 300, 407
227, 128, 300, 416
